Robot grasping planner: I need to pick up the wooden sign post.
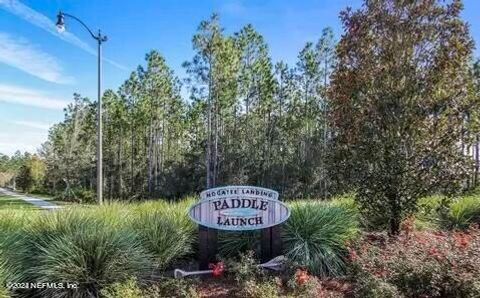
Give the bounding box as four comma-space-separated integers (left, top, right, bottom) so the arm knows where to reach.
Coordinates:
189, 186, 290, 269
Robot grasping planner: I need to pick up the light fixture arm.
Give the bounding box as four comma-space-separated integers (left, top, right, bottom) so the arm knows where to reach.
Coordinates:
58, 11, 107, 43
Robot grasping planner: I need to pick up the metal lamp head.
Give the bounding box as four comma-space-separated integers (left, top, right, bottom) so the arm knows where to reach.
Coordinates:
56, 12, 65, 33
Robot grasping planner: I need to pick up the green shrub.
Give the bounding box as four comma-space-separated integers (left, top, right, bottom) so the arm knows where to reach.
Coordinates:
447, 195, 480, 229
144, 278, 199, 298
102, 278, 144, 298
224, 251, 261, 284
131, 199, 197, 269
242, 279, 279, 298
0, 210, 153, 298
282, 201, 359, 277
352, 273, 403, 298
54, 186, 96, 203
223, 251, 281, 298
414, 195, 446, 230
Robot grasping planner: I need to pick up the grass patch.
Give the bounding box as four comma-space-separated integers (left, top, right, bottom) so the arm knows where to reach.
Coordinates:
0, 194, 38, 211
447, 195, 480, 229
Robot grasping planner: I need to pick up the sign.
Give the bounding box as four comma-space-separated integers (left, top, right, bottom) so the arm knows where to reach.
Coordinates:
189, 186, 290, 231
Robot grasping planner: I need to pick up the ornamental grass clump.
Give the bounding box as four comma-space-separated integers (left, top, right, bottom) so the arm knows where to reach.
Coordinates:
0, 209, 154, 298
131, 198, 197, 269
282, 200, 359, 277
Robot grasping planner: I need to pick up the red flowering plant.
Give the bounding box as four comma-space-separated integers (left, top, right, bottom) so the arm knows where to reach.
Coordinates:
348, 226, 480, 297
294, 268, 310, 286
209, 261, 225, 277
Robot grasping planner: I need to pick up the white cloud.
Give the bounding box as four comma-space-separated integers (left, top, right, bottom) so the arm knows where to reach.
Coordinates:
0, 84, 69, 110
0, 0, 128, 70
0, 32, 73, 84
0, 131, 47, 155
12, 120, 52, 130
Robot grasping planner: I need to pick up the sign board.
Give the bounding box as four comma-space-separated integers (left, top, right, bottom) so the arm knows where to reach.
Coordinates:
189, 186, 290, 231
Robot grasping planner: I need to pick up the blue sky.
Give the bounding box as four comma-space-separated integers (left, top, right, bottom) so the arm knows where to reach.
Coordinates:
0, 0, 479, 155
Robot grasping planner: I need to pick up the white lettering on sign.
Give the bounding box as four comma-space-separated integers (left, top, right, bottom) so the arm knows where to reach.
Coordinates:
189, 186, 290, 231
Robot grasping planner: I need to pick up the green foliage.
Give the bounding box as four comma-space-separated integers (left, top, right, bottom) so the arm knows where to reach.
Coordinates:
0, 211, 153, 297
144, 278, 199, 298
218, 231, 261, 258
101, 278, 144, 298
0, 254, 11, 298
102, 277, 201, 298
32, 13, 337, 201
131, 199, 197, 269
218, 194, 358, 259
0, 195, 38, 211
351, 273, 403, 298
414, 195, 447, 230
224, 251, 281, 298
414, 195, 480, 230
0, 152, 26, 188
55, 186, 96, 203
282, 200, 359, 277
0, 199, 199, 297
329, 0, 477, 235
242, 279, 279, 298
447, 195, 480, 229
15, 155, 46, 193
224, 251, 261, 285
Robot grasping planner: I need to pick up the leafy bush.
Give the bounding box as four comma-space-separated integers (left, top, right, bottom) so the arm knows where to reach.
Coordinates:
282, 200, 359, 277
144, 277, 199, 298
223, 251, 281, 298
284, 268, 322, 297
102, 278, 144, 298
349, 227, 480, 297
350, 272, 403, 298
102, 277, 200, 298
224, 251, 261, 284
242, 279, 279, 298
54, 186, 96, 203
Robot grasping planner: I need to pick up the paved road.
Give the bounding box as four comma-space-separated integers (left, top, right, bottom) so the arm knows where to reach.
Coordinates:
0, 187, 61, 210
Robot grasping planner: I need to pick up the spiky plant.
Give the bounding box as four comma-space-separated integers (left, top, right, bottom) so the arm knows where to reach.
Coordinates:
130, 198, 197, 269
0, 210, 153, 298
282, 201, 359, 277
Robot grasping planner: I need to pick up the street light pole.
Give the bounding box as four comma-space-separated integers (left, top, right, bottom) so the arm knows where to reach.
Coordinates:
56, 12, 107, 205
97, 31, 104, 205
